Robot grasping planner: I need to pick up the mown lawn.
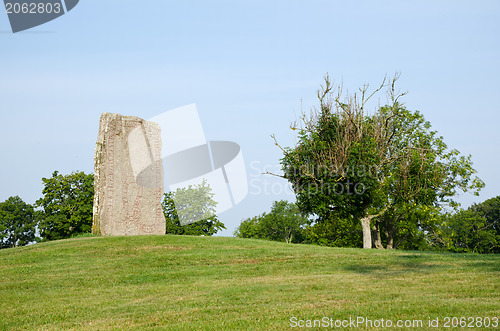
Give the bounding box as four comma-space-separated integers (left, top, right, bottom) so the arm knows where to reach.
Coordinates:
0, 235, 498, 330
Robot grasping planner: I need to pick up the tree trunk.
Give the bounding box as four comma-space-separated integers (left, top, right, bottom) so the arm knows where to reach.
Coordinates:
386, 231, 394, 249
361, 217, 372, 249
361, 206, 391, 249
373, 223, 384, 249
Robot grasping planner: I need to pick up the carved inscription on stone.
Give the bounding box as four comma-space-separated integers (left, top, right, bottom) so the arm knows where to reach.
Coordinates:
92, 113, 166, 236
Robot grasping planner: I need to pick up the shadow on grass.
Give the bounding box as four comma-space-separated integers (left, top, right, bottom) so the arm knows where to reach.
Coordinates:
342, 254, 446, 277
466, 259, 500, 272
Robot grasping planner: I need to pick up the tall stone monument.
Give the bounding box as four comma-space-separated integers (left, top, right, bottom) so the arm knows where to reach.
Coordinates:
92, 113, 166, 236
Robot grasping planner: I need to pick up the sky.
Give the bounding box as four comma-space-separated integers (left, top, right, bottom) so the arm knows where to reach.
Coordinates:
1, 0, 499, 236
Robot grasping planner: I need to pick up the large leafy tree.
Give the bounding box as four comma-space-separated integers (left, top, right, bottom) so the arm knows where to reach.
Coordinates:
163, 182, 225, 236
36, 171, 94, 241
278, 75, 484, 249
0, 196, 37, 248
235, 200, 308, 243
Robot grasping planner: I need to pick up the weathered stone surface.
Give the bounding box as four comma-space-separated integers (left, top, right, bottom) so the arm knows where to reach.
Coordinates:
92, 113, 166, 236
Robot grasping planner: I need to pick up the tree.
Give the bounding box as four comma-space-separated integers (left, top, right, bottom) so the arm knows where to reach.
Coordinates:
234, 200, 309, 243
235, 215, 263, 239
162, 182, 225, 236
440, 196, 500, 253
258, 200, 309, 243
0, 196, 37, 249
36, 171, 94, 241
276, 74, 484, 249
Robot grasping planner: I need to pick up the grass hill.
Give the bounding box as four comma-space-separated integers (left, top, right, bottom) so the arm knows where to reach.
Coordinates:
1, 235, 498, 330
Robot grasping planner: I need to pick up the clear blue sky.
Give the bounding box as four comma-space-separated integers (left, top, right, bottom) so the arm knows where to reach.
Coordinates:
1, 0, 499, 236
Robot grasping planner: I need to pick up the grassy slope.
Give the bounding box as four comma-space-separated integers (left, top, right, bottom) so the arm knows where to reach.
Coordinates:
0, 235, 498, 330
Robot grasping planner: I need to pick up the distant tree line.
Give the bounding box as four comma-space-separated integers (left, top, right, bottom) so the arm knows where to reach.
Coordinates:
439, 196, 500, 253
235, 200, 308, 244
0, 171, 225, 249
234, 198, 499, 254
1, 170, 497, 253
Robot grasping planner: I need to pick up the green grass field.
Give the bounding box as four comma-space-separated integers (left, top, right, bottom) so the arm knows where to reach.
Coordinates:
0, 235, 498, 330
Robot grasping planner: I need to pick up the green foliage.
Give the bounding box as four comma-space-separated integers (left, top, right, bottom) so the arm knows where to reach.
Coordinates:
280, 75, 484, 249
234, 215, 262, 239
441, 196, 500, 253
304, 215, 363, 248
235, 200, 309, 243
0, 196, 37, 248
35, 171, 94, 241
162, 182, 225, 236
376, 203, 441, 250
